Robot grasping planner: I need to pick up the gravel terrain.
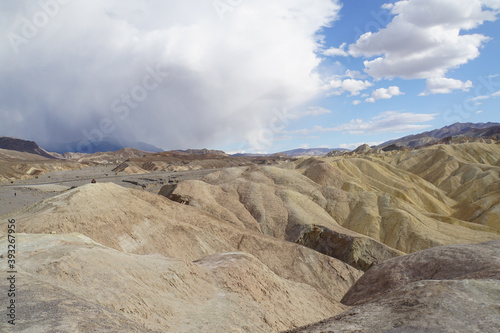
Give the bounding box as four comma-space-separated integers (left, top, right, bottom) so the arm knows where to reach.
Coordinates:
0, 164, 225, 217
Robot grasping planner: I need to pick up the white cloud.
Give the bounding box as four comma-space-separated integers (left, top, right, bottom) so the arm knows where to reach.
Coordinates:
344, 70, 367, 79
324, 78, 373, 96
323, 42, 348, 57
467, 89, 500, 102
283, 125, 328, 136
352, 100, 362, 105
349, 0, 499, 79
0, 0, 341, 151
476, 110, 484, 114
468, 90, 500, 105
365, 86, 404, 103
469, 95, 490, 102
420, 77, 473, 95
468, 90, 500, 107
282, 111, 437, 136
481, 0, 500, 10
289, 106, 331, 119
332, 111, 438, 134
338, 141, 383, 150
300, 106, 332, 117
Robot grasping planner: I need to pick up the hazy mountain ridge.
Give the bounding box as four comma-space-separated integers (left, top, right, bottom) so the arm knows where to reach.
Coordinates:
43, 139, 164, 154
0, 137, 57, 159
277, 148, 347, 157
378, 122, 500, 148
1, 122, 498, 161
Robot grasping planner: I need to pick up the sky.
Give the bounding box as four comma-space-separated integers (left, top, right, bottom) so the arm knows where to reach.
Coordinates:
1, 0, 500, 153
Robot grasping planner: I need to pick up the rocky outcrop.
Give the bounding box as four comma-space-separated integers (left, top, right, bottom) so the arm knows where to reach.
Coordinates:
290, 224, 404, 271
341, 240, 500, 306
353, 144, 372, 154
382, 143, 404, 152
0, 137, 57, 159
170, 166, 406, 269
286, 279, 500, 333
325, 149, 347, 157
112, 162, 129, 172
158, 184, 178, 198
287, 240, 500, 333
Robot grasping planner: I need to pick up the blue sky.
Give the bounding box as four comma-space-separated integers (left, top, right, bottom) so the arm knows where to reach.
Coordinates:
249, 0, 500, 151
1, 0, 499, 153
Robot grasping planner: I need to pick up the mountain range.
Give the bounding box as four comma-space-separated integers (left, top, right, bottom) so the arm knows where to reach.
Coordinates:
0, 137, 56, 159
1, 122, 500, 160
275, 147, 347, 157
42, 139, 164, 154
378, 122, 500, 149
1, 136, 499, 331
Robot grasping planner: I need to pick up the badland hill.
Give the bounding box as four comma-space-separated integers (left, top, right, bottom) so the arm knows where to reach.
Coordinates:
1, 130, 500, 331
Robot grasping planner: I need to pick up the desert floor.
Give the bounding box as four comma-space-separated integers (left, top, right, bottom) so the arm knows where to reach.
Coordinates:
0, 165, 217, 217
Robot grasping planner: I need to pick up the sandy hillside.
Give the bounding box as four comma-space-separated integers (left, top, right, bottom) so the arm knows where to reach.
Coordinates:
1, 182, 361, 332
384, 142, 500, 230
169, 143, 499, 263
1, 141, 499, 332
0, 148, 84, 182
0, 233, 356, 332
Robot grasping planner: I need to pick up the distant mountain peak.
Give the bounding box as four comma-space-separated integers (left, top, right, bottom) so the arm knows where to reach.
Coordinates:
0, 137, 57, 159
378, 122, 500, 149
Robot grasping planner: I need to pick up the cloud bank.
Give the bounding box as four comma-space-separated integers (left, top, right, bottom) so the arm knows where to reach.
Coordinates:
281, 111, 438, 136
420, 78, 473, 95
349, 0, 498, 81
333, 111, 438, 135
0, 0, 341, 151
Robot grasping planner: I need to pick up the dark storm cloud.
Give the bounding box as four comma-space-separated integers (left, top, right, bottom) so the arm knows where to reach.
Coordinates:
0, 0, 341, 151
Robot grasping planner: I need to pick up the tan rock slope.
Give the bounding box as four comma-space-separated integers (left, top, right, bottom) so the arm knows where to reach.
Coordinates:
286, 240, 500, 333
1, 141, 499, 331
0, 233, 355, 332
0, 148, 83, 182
387, 142, 500, 230
168, 143, 499, 269
1, 183, 361, 332
170, 165, 403, 271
